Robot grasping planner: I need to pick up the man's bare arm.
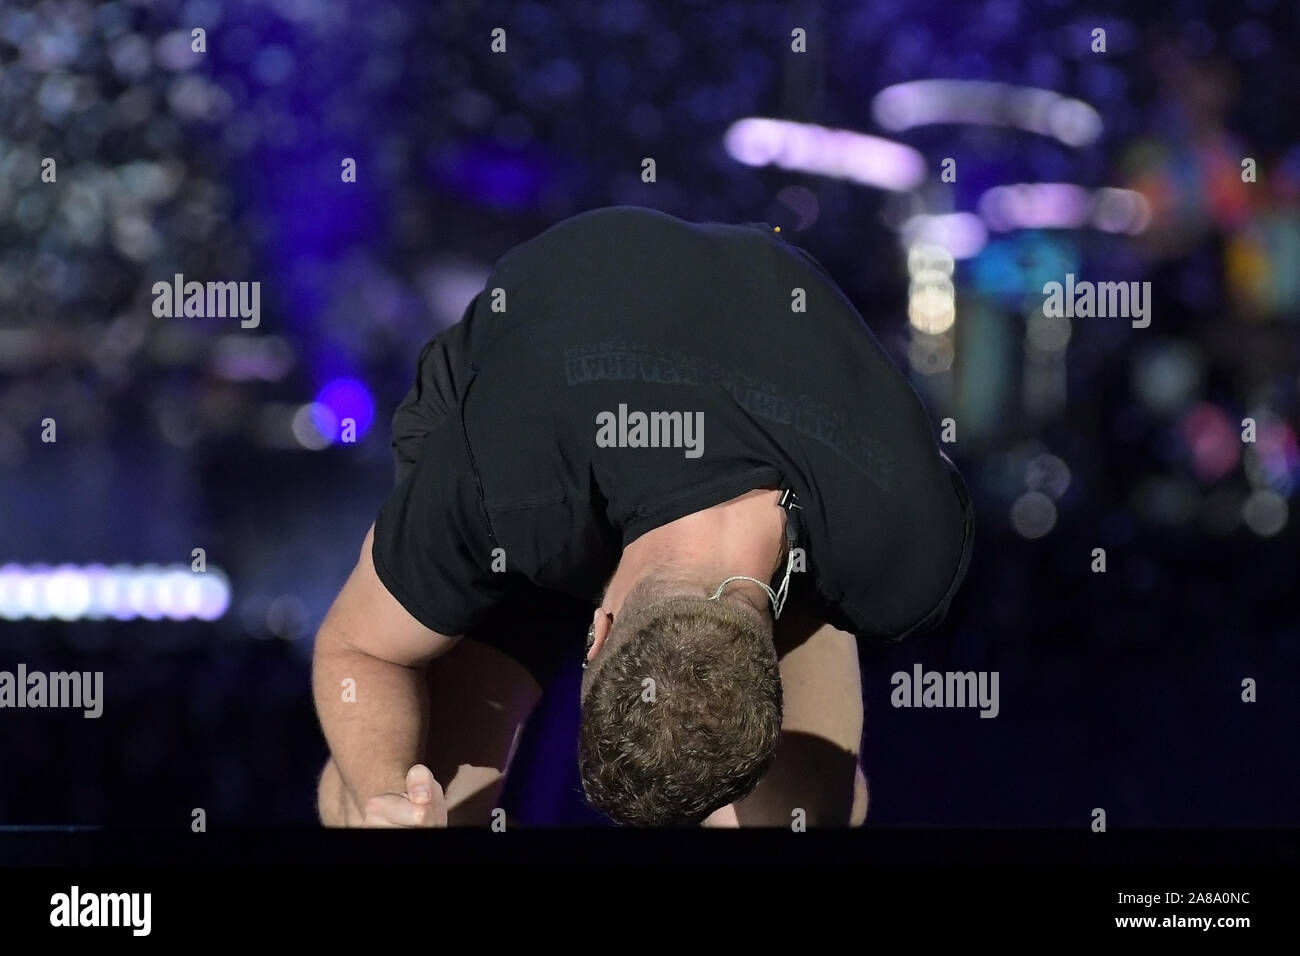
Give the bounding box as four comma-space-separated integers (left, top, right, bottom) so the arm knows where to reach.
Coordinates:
311, 522, 462, 816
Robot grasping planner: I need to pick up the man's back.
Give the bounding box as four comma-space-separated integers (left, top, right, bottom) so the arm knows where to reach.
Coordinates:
373, 205, 972, 644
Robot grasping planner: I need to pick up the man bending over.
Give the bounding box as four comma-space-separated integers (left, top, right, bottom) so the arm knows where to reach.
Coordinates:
312, 206, 972, 827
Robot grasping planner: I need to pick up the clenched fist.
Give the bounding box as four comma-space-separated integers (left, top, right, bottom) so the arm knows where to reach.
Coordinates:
360, 764, 448, 828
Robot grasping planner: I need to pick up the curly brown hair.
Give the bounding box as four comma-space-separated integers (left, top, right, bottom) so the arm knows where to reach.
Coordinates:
578, 592, 783, 826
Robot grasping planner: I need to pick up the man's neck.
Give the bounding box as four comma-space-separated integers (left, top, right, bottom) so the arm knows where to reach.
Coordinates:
602, 488, 787, 615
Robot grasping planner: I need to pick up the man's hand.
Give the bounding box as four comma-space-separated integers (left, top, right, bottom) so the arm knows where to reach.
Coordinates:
313, 523, 464, 828
360, 764, 448, 828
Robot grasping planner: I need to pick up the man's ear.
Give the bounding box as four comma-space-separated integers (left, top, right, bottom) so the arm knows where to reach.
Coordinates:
587, 607, 613, 664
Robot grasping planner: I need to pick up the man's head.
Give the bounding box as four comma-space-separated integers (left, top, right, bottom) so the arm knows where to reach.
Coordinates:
578, 575, 783, 826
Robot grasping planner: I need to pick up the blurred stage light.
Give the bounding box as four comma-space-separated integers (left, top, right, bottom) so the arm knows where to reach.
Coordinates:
906, 241, 956, 335
1026, 453, 1072, 499
266, 594, 310, 640
978, 183, 1150, 234
1242, 489, 1288, 537
1132, 342, 1203, 415
1181, 403, 1241, 483
1243, 417, 1299, 496
907, 278, 955, 335
872, 80, 1102, 147
1025, 313, 1072, 353
291, 402, 337, 449
980, 183, 1089, 231
44, 565, 92, 621
211, 334, 296, 382
724, 118, 926, 191
1010, 490, 1057, 538
0, 564, 229, 621
419, 261, 491, 329
907, 241, 954, 277
154, 30, 203, 71
970, 232, 1080, 301
900, 213, 987, 260
316, 377, 375, 438
907, 331, 954, 375
1092, 187, 1152, 234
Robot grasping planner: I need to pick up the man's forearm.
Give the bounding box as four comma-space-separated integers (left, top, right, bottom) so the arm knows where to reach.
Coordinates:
313, 632, 429, 806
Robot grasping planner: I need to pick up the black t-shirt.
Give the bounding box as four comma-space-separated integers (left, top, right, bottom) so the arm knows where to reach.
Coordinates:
373, 206, 972, 642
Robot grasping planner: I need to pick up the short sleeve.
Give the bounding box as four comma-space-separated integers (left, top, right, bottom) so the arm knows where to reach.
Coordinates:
371, 415, 511, 635
838, 449, 974, 642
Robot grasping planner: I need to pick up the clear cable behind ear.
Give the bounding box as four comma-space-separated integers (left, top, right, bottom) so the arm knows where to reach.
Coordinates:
708, 544, 795, 619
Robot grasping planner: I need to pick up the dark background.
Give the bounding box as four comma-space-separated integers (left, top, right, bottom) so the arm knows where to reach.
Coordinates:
1, 0, 1297, 829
